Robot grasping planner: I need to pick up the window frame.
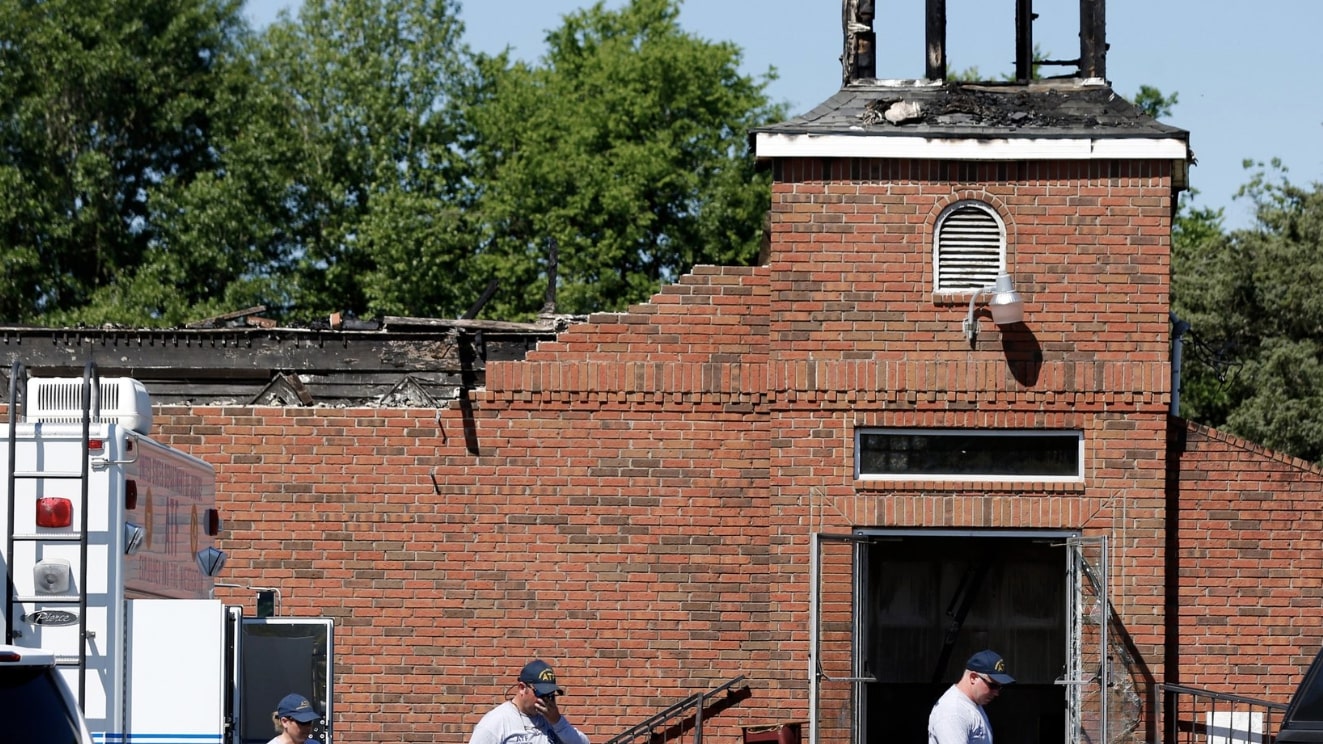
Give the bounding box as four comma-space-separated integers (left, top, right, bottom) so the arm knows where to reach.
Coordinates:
855, 428, 1085, 483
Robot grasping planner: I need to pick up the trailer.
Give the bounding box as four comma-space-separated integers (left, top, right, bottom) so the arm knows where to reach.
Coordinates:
2, 362, 333, 744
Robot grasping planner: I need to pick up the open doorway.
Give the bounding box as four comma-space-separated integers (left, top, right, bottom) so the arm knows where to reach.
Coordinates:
811, 531, 1098, 744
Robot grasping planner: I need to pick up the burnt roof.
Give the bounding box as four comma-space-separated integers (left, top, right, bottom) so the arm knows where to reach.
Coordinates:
0, 315, 571, 408
755, 81, 1189, 143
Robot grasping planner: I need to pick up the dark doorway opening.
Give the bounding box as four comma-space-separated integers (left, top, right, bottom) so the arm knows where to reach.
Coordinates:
859, 534, 1067, 744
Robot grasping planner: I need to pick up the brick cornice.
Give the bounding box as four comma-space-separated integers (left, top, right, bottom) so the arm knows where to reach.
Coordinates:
480, 357, 1170, 408
769, 358, 1169, 398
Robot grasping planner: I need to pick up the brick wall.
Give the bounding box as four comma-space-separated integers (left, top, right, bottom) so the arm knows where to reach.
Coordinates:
149, 267, 782, 743
58, 153, 1323, 744
765, 157, 1175, 731
1169, 420, 1323, 700
159, 404, 776, 742
767, 158, 1173, 360
141, 155, 1185, 742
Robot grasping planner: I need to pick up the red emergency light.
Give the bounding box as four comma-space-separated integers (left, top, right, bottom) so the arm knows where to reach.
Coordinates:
125, 480, 138, 510
205, 508, 222, 537
36, 497, 73, 528
87, 438, 104, 453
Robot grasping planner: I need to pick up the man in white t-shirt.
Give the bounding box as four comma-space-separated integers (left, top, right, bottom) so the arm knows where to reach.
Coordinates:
469, 659, 590, 744
927, 649, 1015, 744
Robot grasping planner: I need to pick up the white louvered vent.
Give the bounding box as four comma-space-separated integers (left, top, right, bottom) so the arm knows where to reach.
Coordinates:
935, 202, 1005, 292
26, 377, 153, 434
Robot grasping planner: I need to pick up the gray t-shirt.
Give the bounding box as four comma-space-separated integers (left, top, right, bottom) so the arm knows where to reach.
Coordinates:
469, 701, 590, 744
927, 684, 993, 744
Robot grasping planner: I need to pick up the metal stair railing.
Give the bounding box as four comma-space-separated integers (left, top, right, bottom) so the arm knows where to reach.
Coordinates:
605, 675, 750, 744
1159, 682, 1288, 744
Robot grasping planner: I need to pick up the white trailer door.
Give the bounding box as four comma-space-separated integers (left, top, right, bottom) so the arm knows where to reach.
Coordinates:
125, 598, 227, 743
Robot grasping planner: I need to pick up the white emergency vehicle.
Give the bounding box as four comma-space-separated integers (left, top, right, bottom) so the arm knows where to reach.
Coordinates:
2, 361, 333, 744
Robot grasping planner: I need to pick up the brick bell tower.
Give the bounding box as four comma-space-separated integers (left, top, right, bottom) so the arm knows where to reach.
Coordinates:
751, 2, 1190, 743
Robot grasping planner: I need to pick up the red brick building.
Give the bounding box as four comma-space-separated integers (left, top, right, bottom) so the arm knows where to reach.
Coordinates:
6, 2, 1323, 744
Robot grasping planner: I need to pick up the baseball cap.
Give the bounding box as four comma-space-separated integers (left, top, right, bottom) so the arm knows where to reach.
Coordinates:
966, 649, 1015, 685
519, 659, 566, 697
277, 693, 323, 723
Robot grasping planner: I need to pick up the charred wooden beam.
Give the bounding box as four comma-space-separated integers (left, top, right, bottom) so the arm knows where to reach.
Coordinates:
1015, 0, 1035, 82
542, 238, 559, 315
1079, 0, 1107, 79
185, 305, 268, 329
842, 0, 876, 84
462, 279, 500, 320
925, 0, 947, 81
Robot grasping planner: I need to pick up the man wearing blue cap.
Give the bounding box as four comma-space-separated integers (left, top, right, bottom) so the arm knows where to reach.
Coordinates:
469, 659, 590, 744
927, 649, 1015, 744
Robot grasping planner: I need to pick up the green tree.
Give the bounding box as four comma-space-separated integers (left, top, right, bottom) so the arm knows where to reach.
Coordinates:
1170, 195, 1233, 423
152, 0, 478, 323
461, 0, 785, 319
0, 0, 247, 323
1131, 85, 1178, 119
3, 0, 785, 325
1172, 161, 1323, 461
65, 24, 307, 327
267, 0, 477, 319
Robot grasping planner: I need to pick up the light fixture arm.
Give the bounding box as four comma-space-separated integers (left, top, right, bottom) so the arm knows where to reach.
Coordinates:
962, 290, 989, 342
962, 274, 1024, 343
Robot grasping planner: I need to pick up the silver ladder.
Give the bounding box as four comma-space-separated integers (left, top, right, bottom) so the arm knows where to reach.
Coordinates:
4, 359, 97, 710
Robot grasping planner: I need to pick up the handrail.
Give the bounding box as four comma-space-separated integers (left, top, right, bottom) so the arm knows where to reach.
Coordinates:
75, 360, 97, 706
605, 675, 749, 744
1159, 682, 1288, 744
4, 360, 25, 644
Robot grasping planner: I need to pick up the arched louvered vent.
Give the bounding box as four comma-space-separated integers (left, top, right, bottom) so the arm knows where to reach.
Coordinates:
934, 201, 1006, 292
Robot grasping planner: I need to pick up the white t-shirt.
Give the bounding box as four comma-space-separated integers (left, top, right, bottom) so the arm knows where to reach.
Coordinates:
469, 700, 590, 744
927, 685, 993, 744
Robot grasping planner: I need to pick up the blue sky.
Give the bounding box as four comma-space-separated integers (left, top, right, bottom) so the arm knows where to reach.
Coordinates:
243, 0, 1323, 230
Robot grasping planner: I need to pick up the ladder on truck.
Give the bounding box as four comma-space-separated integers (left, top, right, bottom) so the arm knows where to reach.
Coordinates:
4, 359, 98, 710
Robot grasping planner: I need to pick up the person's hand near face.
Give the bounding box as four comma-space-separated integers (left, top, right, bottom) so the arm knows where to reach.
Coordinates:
535, 691, 561, 724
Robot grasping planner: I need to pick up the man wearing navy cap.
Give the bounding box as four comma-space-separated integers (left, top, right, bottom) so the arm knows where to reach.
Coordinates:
927, 649, 1015, 744
469, 659, 590, 744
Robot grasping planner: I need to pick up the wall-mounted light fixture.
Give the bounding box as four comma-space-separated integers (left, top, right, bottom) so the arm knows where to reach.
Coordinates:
962, 274, 1025, 343
195, 546, 228, 578
123, 522, 146, 555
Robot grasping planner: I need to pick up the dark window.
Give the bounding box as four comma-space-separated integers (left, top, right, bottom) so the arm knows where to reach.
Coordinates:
857, 429, 1082, 480
0, 665, 85, 743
